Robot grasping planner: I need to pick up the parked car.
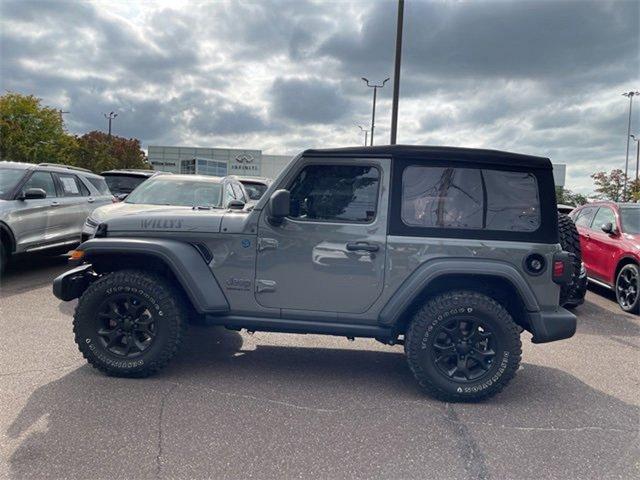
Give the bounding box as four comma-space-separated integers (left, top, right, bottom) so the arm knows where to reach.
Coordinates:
81, 174, 249, 240
229, 176, 272, 201
100, 169, 159, 199
0, 161, 112, 273
570, 201, 640, 312
54, 145, 576, 402
557, 203, 576, 214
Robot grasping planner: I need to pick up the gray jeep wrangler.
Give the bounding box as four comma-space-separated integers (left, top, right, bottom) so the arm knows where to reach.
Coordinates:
53, 146, 576, 402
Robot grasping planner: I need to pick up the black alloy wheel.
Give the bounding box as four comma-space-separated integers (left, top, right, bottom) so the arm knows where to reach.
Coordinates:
97, 294, 157, 357
431, 317, 496, 382
616, 264, 640, 313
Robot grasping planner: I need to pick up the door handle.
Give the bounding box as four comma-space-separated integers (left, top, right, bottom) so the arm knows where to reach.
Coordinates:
87, 197, 95, 203
584, 233, 590, 239
346, 242, 379, 252
50, 201, 60, 206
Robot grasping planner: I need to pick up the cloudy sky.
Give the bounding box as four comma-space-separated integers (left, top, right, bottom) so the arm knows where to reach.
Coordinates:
1, 0, 639, 193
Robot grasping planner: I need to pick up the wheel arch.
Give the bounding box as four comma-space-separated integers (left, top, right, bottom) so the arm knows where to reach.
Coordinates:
614, 255, 639, 284
378, 259, 539, 334
0, 221, 16, 253
80, 238, 229, 314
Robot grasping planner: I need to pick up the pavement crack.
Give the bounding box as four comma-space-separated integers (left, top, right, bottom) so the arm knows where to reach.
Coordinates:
445, 403, 490, 480
155, 383, 178, 479
174, 381, 338, 413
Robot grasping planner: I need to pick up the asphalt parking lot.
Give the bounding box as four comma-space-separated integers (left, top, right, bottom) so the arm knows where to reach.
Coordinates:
0, 256, 638, 480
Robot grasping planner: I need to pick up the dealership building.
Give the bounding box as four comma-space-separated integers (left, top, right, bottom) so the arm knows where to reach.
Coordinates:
147, 146, 292, 179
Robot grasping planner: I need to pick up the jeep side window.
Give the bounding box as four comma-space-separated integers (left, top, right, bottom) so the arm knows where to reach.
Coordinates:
401, 166, 540, 232
288, 165, 380, 223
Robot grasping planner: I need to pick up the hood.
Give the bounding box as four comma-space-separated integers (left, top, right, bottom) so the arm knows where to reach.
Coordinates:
96, 204, 228, 234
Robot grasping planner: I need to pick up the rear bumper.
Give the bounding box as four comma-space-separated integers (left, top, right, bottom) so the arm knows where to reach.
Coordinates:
52, 264, 94, 301
527, 307, 577, 343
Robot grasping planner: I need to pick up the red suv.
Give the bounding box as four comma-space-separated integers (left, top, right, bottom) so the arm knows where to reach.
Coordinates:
570, 202, 640, 313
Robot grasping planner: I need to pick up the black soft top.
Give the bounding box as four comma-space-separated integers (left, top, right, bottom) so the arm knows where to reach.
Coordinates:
303, 145, 551, 170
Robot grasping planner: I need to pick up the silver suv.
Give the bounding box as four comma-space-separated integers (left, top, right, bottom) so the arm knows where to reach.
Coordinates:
53, 146, 576, 402
0, 161, 113, 272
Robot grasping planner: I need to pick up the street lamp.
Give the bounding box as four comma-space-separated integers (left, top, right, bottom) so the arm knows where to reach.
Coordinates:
631, 134, 640, 188
390, 0, 405, 145
622, 91, 639, 198
103, 111, 118, 137
361, 77, 389, 146
356, 124, 370, 146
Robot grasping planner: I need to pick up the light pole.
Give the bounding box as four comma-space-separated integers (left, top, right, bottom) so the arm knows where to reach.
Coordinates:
356, 124, 369, 146
390, 0, 404, 145
631, 135, 640, 197
622, 91, 639, 199
104, 111, 118, 137
361, 77, 389, 146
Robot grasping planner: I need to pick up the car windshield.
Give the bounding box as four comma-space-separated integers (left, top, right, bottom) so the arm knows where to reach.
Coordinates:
0, 168, 27, 199
241, 182, 268, 200
103, 175, 149, 195
620, 208, 640, 234
125, 177, 223, 207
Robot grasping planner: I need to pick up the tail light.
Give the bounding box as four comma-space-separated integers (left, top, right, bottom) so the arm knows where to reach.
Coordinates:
552, 252, 573, 284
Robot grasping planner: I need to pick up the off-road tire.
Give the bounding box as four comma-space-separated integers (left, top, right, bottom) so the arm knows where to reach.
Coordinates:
73, 269, 188, 377
558, 213, 582, 306
405, 291, 522, 402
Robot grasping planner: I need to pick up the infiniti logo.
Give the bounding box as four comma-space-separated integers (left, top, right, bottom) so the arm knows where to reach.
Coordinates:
235, 154, 254, 164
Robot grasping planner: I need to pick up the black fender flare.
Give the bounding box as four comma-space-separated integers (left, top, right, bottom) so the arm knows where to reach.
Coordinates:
80, 238, 229, 314
378, 258, 540, 327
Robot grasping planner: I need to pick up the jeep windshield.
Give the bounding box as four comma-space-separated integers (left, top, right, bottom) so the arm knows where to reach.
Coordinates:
620, 207, 640, 234
0, 167, 27, 199
125, 176, 223, 207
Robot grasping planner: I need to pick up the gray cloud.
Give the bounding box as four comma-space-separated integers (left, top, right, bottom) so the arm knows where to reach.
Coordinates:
270, 77, 353, 124
0, 0, 638, 193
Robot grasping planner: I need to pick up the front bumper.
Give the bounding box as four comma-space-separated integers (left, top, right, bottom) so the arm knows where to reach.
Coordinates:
52, 264, 94, 301
527, 307, 577, 343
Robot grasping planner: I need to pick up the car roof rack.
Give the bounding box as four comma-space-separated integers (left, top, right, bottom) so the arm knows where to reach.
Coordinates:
38, 163, 93, 174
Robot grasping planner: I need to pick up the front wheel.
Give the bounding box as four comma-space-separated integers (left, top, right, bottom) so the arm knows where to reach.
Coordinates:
73, 269, 188, 377
615, 264, 640, 314
405, 291, 522, 402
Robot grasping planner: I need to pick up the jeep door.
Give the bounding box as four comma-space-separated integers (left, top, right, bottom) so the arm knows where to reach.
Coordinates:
255, 158, 390, 314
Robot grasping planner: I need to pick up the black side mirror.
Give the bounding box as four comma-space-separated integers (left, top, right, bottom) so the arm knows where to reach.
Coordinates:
116, 193, 128, 202
228, 200, 245, 210
601, 222, 614, 234
20, 188, 47, 200
268, 189, 290, 225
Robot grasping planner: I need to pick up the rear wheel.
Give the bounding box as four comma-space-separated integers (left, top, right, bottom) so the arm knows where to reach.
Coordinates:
73, 269, 187, 377
615, 264, 640, 314
405, 291, 522, 402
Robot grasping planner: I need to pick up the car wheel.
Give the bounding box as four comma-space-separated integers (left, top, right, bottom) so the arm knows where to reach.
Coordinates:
73, 269, 188, 377
615, 264, 640, 314
558, 213, 581, 307
0, 240, 8, 277
405, 290, 522, 402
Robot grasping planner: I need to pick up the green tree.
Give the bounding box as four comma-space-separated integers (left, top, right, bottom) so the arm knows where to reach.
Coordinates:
591, 169, 631, 202
556, 186, 588, 206
0, 92, 75, 164
73, 131, 148, 173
